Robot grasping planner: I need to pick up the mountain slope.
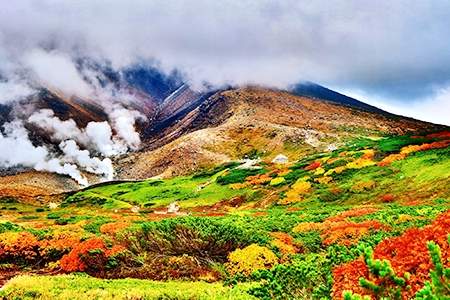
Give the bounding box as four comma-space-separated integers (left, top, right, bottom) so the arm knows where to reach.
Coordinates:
0, 79, 447, 203
291, 82, 387, 114
116, 87, 444, 179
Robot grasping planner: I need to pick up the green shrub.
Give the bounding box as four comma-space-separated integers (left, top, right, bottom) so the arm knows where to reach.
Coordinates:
217, 169, 265, 185
120, 217, 261, 263
0, 222, 21, 234
249, 254, 332, 299
416, 237, 450, 299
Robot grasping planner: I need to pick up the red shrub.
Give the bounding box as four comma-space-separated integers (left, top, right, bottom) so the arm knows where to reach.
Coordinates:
332, 259, 369, 298
305, 161, 322, 171
380, 194, 395, 203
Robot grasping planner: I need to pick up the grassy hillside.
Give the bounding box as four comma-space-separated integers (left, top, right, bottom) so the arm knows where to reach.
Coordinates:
0, 131, 449, 299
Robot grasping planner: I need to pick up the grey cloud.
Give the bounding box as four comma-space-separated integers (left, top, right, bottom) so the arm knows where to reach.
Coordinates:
0, 1, 449, 116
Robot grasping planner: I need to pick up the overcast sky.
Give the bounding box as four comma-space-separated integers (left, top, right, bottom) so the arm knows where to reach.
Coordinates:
0, 0, 449, 125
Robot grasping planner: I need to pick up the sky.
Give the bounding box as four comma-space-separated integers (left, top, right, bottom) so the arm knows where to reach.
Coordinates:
0, 0, 449, 125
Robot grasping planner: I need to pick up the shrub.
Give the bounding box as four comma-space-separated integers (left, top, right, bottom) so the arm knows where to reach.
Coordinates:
60, 238, 124, 275
269, 177, 285, 186
111, 253, 219, 281
226, 244, 278, 276
249, 254, 332, 299
332, 210, 450, 299
120, 217, 257, 264
0, 231, 40, 263
0, 222, 21, 234
305, 161, 322, 171
100, 221, 131, 236
416, 238, 450, 299
217, 168, 265, 185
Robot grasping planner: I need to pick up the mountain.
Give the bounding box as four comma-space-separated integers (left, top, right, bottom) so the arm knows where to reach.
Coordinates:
290, 82, 387, 114
116, 87, 443, 179
0, 70, 446, 203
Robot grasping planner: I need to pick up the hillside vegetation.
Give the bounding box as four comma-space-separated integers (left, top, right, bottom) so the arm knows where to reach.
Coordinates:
0, 130, 449, 299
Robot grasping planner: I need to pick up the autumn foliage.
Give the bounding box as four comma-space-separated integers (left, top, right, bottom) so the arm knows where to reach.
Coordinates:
378, 140, 450, 166
332, 210, 450, 299
60, 238, 124, 273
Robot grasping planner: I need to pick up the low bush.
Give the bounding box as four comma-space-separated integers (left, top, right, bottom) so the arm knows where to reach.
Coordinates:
249, 253, 332, 299
217, 169, 265, 185
226, 244, 278, 276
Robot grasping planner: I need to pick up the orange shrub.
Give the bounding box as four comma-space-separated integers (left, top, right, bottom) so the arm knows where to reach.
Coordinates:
60, 237, 124, 273
270, 232, 298, 256
325, 207, 379, 222
380, 193, 395, 203
40, 231, 82, 257
378, 140, 450, 166
246, 173, 272, 185
378, 153, 407, 166
100, 221, 131, 235
321, 220, 387, 246
332, 210, 450, 299
0, 231, 40, 261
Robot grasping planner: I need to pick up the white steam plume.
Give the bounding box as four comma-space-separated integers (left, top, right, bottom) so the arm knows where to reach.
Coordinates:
0, 120, 48, 167
108, 104, 146, 150
0, 120, 88, 185
28, 109, 137, 156
85, 121, 127, 156
35, 158, 88, 186
59, 140, 114, 181
28, 109, 85, 142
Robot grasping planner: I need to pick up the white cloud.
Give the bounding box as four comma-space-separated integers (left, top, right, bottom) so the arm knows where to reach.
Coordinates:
23, 49, 92, 97
0, 79, 35, 104
339, 87, 450, 126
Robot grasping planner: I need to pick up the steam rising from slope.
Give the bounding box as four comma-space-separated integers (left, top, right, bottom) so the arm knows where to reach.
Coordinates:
0, 50, 147, 185
25, 107, 144, 184
0, 121, 88, 185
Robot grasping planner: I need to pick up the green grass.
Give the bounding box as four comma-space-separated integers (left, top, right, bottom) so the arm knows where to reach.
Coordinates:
0, 275, 257, 300
66, 176, 252, 209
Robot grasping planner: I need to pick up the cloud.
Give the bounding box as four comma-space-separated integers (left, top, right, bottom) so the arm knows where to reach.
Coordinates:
0, 78, 35, 104
0, 1, 449, 121
23, 49, 92, 98
339, 85, 450, 126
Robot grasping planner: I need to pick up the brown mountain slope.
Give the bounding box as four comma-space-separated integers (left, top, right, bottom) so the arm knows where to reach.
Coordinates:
0, 87, 445, 202
116, 87, 443, 179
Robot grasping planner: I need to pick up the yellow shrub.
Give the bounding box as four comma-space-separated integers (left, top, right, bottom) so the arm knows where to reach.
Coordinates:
315, 176, 333, 184
229, 183, 248, 190
292, 222, 323, 233
279, 179, 312, 204
350, 180, 376, 192
314, 167, 325, 175
225, 244, 278, 276
395, 214, 416, 224
346, 158, 375, 169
